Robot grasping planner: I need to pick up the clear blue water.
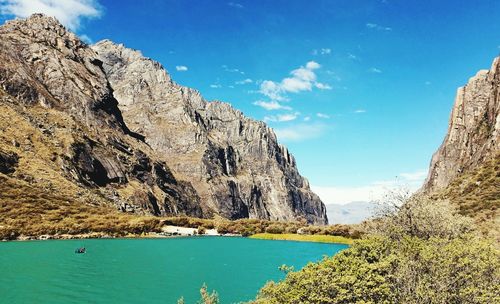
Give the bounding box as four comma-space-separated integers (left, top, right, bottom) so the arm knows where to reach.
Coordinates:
0, 237, 348, 303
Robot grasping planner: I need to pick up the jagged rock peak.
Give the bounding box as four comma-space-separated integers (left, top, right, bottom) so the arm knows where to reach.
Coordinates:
2, 13, 84, 54
422, 56, 500, 192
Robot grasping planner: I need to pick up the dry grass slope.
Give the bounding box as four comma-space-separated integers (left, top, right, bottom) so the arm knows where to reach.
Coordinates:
0, 92, 164, 239
433, 154, 500, 238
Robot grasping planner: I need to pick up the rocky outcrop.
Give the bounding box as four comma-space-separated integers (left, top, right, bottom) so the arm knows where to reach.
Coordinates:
91, 39, 327, 224
0, 14, 327, 224
422, 57, 500, 193
421, 56, 499, 237
0, 150, 18, 174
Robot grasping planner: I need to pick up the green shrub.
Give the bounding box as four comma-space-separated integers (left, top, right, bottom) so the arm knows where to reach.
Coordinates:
253, 235, 499, 304
265, 224, 285, 234
251, 197, 500, 304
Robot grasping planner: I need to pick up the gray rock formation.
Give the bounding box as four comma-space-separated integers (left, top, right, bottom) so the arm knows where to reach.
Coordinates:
422, 57, 500, 192
92, 40, 326, 224
0, 14, 327, 224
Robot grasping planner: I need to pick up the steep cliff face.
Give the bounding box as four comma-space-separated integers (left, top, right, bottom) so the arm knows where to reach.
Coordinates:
92, 40, 327, 224
0, 14, 326, 225
423, 57, 500, 192
0, 14, 203, 218
421, 57, 499, 234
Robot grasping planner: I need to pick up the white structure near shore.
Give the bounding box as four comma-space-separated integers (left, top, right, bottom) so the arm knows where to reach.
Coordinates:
161, 225, 219, 236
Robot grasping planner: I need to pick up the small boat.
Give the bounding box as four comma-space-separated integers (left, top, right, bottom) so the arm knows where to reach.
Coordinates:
75, 247, 86, 254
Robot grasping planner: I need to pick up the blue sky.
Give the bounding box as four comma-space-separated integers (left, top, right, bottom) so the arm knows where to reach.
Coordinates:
1, 0, 500, 204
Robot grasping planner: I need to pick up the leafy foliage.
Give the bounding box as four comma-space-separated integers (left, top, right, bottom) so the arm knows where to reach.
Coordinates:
177, 284, 219, 304
250, 197, 500, 304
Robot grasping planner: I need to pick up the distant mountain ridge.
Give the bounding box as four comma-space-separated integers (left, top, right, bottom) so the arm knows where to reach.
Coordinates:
326, 201, 376, 224
0, 14, 327, 225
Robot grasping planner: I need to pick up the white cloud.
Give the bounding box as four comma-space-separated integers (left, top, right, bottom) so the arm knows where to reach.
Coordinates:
260, 80, 286, 101
399, 170, 428, 182
354, 109, 366, 113
0, 0, 102, 31
316, 112, 330, 119
312, 169, 428, 205
366, 22, 392, 31
369, 67, 382, 73
281, 76, 313, 92
264, 112, 299, 123
274, 123, 326, 142
321, 48, 331, 55
303, 116, 311, 121
79, 33, 92, 44
305, 61, 320, 70
313, 184, 389, 205
235, 78, 253, 85
315, 82, 332, 90
312, 48, 332, 55
227, 2, 243, 8
253, 100, 291, 111
175, 65, 188, 71
348, 53, 358, 60
259, 60, 330, 101
210, 84, 221, 88
222, 65, 244, 74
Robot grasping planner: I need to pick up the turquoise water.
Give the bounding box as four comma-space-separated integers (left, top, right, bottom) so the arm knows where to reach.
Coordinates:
0, 237, 347, 303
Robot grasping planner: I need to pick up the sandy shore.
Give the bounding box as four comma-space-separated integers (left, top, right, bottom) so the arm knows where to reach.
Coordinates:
4, 225, 241, 241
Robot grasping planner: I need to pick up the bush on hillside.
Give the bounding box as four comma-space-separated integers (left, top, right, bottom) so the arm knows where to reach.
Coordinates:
265, 224, 285, 234
368, 192, 474, 240
253, 235, 499, 304
251, 195, 500, 304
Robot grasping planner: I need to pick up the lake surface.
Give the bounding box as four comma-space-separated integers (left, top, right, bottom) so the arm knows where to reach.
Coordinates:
0, 237, 347, 303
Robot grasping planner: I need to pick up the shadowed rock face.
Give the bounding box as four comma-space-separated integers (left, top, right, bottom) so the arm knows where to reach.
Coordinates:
0, 150, 18, 174
422, 57, 500, 193
0, 14, 327, 224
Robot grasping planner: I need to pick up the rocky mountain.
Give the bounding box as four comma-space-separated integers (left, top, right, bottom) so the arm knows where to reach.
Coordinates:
91, 40, 326, 224
422, 56, 499, 232
0, 14, 327, 228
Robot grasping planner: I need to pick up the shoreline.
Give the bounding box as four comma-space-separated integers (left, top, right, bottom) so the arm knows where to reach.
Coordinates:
2, 229, 354, 245
249, 233, 353, 245
1, 225, 243, 242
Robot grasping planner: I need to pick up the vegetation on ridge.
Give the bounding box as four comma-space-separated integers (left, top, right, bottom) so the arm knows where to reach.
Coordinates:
432, 153, 500, 239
